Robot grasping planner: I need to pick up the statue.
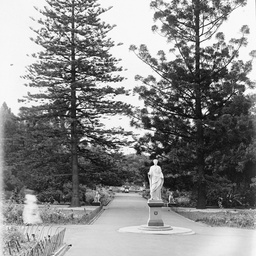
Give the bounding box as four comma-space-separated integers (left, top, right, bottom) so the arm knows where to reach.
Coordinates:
94, 191, 100, 203
148, 159, 164, 200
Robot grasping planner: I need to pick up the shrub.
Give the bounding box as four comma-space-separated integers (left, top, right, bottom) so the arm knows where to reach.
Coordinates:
2, 200, 90, 225
176, 196, 191, 206
2, 226, 28, 255
37, 189, 63, 204
40, 205, 90, 224
2, 201, 23, 224
3, 226, 26, 244
162, 190, 196, 207
176, 210, 256, 229
84, 189, 95, 205
99, 187, 112, 206
161, 187, 169, 202
141, 189, 150, 200
198, 211, 256, 228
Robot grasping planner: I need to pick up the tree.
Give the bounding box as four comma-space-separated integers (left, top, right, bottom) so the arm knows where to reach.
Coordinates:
1, 102, 71, 197
1, 103, 23, 192
119, 154, 149, 186
130, 0, 255, 208
21, 0, 131, 206
78, 146, 127, 187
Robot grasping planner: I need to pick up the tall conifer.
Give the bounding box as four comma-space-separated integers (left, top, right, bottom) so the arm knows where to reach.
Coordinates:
130, 0, 255, 208
21, 0, 130, 206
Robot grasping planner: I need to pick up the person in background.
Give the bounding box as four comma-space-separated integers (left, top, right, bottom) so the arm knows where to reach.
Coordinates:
23, 189, 42, 225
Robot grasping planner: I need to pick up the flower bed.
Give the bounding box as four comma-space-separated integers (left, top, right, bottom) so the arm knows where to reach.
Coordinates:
2, 201, 102, 225
2, 225, 68, 256
173, 208, 256, 229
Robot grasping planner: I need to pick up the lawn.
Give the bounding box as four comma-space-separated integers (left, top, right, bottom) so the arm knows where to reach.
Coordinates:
173, 208, 256, 229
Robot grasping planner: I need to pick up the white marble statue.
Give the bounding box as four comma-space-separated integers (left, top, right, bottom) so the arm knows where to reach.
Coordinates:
148, 159, 164, 200
23, 190, 42, 225
94, 191, 100, 203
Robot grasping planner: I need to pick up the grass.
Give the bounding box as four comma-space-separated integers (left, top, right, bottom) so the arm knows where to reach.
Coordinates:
174, 209, 256, 229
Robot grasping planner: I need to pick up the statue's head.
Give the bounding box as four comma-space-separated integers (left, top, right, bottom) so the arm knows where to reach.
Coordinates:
153, 159, 158, 165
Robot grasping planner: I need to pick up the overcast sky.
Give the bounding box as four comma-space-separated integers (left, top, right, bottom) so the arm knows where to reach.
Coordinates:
0, 0, 255, 115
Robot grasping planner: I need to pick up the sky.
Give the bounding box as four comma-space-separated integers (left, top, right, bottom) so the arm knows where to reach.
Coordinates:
0, 0, 255, 117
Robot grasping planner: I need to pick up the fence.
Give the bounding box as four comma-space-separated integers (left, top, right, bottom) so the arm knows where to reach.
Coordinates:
3, 225, 70, 256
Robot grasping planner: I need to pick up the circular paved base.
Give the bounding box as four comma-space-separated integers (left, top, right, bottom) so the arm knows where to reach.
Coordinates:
139, 224, 172, 231
118, 225, 195, 235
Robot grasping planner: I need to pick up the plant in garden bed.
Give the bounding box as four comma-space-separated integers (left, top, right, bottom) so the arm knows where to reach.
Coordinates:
2, 200, 95, 225
160, 189, 197, 207
2, 201, 23, 225
39, 205, 91, 224
2, 226, 37, 255
99, 187, 113, 206
174, 209, 256, 229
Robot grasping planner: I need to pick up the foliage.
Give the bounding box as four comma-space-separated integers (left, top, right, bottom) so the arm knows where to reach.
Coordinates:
1, 226, 36, 256
18, 0, 132, 206
37, 189, 63, 204
84, 189, 95, 205
2, 102, 131, 203
35, 183, 112, 206
141, 189, 150, 200
98, 187, 113, 206
117, 154, 149, 186
162, 189, 197, 207
78, 149, 127, 187
176, 210, 256, 229
40, 205, 90, 224
130, 0, 256, 208
1, 103, 24, 192
2, 198, 104, 225
2, 226, 26, 244
2, 201, 23, 225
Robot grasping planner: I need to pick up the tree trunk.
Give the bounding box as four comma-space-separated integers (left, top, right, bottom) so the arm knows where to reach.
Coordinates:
194, 0, 206, 209
70, 0, 80, 207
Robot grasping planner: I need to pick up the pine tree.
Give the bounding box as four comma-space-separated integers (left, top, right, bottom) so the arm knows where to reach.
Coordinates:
21, 0, 130, 206
130, 0, 255, 208
1, 103, 23, 192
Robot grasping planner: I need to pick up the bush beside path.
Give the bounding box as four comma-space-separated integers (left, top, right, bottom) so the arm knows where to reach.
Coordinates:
172, 207, 256, 229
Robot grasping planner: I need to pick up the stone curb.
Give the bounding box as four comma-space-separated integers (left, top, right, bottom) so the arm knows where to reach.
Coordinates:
87, 205, 104, 225
118, 225, 195, 235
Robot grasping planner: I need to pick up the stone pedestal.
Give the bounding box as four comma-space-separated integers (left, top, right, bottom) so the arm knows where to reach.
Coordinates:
147, 199, 165, 226
92, 202, 101, 206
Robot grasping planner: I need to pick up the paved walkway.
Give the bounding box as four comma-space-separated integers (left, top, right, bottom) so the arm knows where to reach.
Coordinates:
63, 193, 256, 256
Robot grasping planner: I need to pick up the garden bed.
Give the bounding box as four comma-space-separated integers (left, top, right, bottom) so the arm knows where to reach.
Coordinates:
2, 225, 68, 256
3, 202, 103, 225
172, 207, 256, 229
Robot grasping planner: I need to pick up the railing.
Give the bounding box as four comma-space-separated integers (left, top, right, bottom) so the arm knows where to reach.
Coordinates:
3, 225, 69, 256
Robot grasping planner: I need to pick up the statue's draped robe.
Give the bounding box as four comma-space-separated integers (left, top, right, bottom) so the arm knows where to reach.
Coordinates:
148, 165, 164, 200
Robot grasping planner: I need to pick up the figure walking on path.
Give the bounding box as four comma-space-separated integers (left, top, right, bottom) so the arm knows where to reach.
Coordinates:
23, 189, 42, 225
148, 159, 164, 200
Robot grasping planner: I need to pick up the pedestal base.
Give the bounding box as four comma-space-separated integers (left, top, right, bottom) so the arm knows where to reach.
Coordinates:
92, 202, 101, 206
147, 199, 165, 226
139, 224, 173, 231
118, 226, 195, 235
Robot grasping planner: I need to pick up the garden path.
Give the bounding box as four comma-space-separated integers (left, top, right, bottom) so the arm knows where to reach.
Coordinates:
63, 193, 256, 256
